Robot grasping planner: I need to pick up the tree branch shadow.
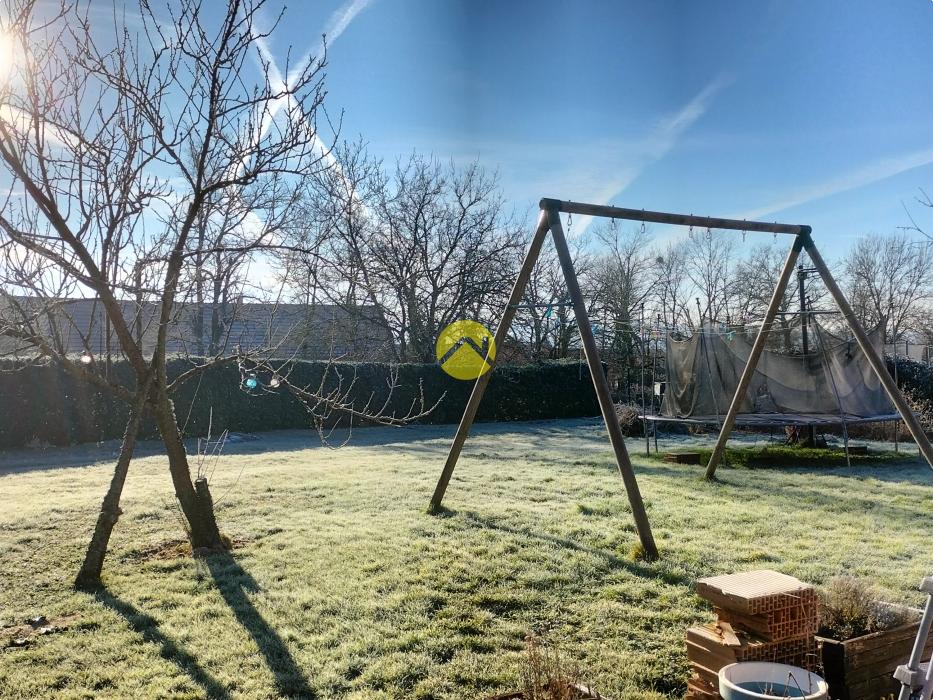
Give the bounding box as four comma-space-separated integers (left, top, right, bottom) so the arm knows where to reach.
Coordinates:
95, 588, 231, 699
455, 510, 692, 586
203, 552, 317, 699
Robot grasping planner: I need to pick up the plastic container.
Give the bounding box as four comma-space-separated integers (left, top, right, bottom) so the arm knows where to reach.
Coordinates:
718, 662, 828, 700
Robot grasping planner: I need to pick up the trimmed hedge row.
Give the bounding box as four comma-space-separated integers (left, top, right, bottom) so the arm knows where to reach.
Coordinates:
0, 359, 602, 449
889, 355, 933, 397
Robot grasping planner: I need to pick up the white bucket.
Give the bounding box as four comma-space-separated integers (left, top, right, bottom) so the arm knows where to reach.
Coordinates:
718, 662, 828, 700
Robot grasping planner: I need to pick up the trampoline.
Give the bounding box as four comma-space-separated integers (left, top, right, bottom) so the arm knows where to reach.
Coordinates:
643, 320, 898, 430
645, 412, 901, 428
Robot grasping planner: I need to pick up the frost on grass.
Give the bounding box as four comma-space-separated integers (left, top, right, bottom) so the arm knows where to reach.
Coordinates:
0, 419, 929, 699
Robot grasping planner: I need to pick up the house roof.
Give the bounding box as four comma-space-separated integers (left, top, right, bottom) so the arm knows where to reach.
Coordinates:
0, 296, 393, 360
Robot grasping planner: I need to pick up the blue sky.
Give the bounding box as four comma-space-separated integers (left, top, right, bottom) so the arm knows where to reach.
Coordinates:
261, 0, 933, 250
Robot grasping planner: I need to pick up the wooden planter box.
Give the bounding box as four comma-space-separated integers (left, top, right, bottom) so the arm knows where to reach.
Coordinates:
483, 683, 611, 700
817, 611, 933, 700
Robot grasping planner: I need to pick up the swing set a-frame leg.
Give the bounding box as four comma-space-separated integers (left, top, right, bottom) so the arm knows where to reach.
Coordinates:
428, 211, 551, 513
705, 232, 933, 479
803, 240, 933, 471
547, 208, 658, 559
705, 234, 805, 480
428, 205, 659, 561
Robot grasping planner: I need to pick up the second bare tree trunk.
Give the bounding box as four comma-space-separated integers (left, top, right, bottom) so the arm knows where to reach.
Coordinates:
74, 390, 148, 589
153, 392, 225, 551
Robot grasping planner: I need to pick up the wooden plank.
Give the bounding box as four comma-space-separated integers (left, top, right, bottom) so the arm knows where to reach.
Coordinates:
688, 675, 721, 694
687, 676, 722, 700
428, 212, 550, 512
687, 639, 736, 670
846, 638, 927, 673
718, 621, 741, 647
663, 452, 702, 464
689, 660, 725, 689
842, 635, 933, 685
705, 237, 804, 479
687, 624, 732, 647
845, 674, 902, 700
840, 622, 926, 657
818, 622, 933, 700
538, 198, 809, 236
547, 207, 658, 559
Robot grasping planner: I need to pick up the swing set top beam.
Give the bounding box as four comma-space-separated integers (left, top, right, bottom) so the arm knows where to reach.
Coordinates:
539, 198, 811, 236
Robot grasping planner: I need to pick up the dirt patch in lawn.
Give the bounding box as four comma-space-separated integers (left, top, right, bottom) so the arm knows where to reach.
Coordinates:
2, 613, 79, 648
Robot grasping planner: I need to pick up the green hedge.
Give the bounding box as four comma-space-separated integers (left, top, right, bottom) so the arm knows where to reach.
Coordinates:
0, 359, 602, 448
889, 355, 933, 397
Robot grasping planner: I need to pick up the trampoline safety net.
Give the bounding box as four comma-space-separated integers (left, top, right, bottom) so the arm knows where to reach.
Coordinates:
657, 321, 897, 427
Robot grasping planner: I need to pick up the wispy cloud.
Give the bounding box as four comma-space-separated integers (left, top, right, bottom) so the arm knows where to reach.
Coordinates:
736, 147, 933, 221
302, 0, 374, 66
242, 0, 374, 284
254, 0, 373, 141
247, 0, 374, 166
570, 73, 732, 235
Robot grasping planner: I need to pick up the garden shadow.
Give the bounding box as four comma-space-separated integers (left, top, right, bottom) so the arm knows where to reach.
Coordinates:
456, 509, 693, 587
204, 552, 317, 699
95, 589, 231, 699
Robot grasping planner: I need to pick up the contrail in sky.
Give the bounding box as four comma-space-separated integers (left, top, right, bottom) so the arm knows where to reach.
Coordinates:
737, 146, 933, 220
572, 73, 733, 236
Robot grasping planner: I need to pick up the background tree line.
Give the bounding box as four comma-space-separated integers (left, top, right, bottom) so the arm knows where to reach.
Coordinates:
278, 144, 933, 366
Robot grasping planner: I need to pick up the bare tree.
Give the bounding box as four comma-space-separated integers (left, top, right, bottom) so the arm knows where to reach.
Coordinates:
843, 233, 933, 342
286, 146, 525, 362
279, 139, 398, 358
590, 221, 655, 369
652, 241, 691, 330
684, 227, 735, 326
0, 0, 417, 587
510, 234, 592, 361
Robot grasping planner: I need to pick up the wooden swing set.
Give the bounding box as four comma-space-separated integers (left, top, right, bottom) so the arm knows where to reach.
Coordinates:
428, 198, 933, 560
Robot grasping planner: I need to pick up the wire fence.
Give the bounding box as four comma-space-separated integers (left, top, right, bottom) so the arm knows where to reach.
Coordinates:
884, 341, 933, 365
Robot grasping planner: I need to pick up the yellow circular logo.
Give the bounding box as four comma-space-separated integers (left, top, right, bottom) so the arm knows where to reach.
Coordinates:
435, 320, 496, 380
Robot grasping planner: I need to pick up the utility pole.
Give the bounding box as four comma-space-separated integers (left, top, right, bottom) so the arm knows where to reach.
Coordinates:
640, 303, 648, 455
653, 313, 661, 454
798, 264, 816, 446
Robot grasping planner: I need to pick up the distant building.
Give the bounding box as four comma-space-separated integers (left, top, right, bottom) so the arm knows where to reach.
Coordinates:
0, 297, 393, 361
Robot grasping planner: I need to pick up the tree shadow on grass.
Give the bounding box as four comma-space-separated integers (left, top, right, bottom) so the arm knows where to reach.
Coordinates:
95, 589, 231, 700
455, 509, 694, 587
203, 552, 317, 699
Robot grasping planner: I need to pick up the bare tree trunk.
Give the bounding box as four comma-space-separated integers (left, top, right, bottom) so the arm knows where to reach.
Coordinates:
152, 392, 225, 551
74, 391, 148, 589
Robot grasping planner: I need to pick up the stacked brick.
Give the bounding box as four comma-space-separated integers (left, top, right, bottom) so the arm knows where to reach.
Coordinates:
685, 570, 819, 700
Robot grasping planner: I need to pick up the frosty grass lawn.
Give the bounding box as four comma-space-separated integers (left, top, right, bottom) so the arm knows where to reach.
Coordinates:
1, 418, 930, 699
